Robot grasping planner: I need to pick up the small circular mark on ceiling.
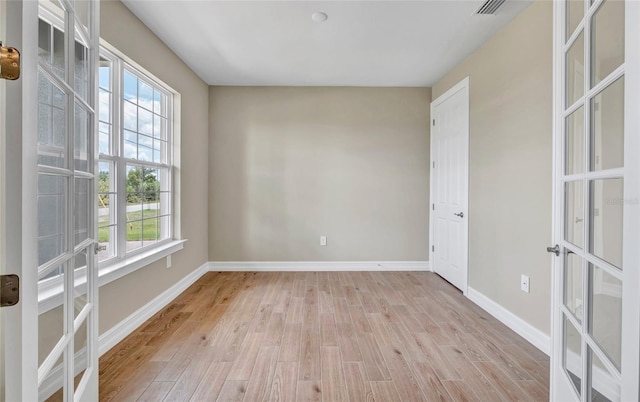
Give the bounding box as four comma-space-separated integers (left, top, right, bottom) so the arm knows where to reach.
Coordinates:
311, 12, 328, 23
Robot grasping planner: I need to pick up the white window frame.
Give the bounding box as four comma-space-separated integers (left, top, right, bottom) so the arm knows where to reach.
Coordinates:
37, 23, 185, 314
98, 46, 175, 264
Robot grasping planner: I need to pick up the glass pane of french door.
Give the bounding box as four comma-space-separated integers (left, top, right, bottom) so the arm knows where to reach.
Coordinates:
36, 0, 98, 400
559, 0, 625, 401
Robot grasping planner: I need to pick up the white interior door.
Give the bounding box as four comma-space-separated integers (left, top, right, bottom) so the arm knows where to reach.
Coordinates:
3, 0, 100, 401
430, 77, 469, 292
551, 1, 640, 401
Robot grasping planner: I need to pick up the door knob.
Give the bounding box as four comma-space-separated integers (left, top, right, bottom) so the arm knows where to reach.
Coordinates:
454, 212, 464, 218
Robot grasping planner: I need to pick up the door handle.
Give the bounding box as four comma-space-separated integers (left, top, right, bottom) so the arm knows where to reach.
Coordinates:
454, 212, 464, 218
547, 244, 560, 256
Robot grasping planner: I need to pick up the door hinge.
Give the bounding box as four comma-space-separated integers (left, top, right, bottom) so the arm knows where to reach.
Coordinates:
432, 204, 435, 210
431, 245, 435, 252
432, 119, 435, 126
0, 42, 20, 80
432, 161, 435, 169
1, 274, 20, 307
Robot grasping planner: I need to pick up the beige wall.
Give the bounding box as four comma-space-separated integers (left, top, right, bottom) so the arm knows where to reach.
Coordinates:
432, 0, 553, 334
97, 0, 210, 333
208, 87, 431, 261
39, 0, 210, 360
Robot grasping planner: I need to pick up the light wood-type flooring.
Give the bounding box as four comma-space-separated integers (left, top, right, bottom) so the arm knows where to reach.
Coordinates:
71, 271, 550, 401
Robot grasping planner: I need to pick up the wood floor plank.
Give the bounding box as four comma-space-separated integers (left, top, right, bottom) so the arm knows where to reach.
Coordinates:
189, 362, 232, 402
393, 304, 426, 333
264, 311, 285, 346
370, 381, 401, 401
295, 381, 322, 401
411, 361, 453, 402
440, 345, 506, 401
343, 362, 374, 402
336, 322, 363, 362
248, 303, 274, 333
366, 313, 395, 346
411, 332, 462, 380
519, 379, 549, 401
474, 361, 532, 401
471, 330, 533, 381
356, 333, 391, 381
216, 380, 247, 402
261, 272, 283, 304
442, 380, 481, 402
349, 305, 372, 334
139, 303, 185, 333
292, 279, 306, 298
285, 297, 304, 324
304, 284, 319, 308
344, 285, 361, 306
415, 313, 455, 346
358, 291, 381, 314
278, 323, 302, 362
227, 332, 265, 381
333, 297, 352, 324
320, 313, 338, 346
370, 272, 403, 305
380, 343, 428, 401
321, 346, 349, 401
273, 289, 292, 314
330, 277, 346, 298
214, 319, 250, 363
137, 381, 174, 402
298, 325, 321, 381
386, 321, 428, 361
95, 272, 549, 402
269, 362, 298, 402
243, 346, 279, 402
163, 347, 216, 401
143, 311, 192, 347
104, 361, 166, 402
154, 343, 205, 382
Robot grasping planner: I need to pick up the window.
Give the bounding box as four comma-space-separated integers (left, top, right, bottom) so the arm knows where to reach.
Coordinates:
98, 49, 174, 265
36, 12, 183, 313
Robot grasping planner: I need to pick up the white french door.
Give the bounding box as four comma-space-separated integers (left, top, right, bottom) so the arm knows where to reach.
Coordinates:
430, 77, 469, 292
551, 0, 640, 401
3, 0, 100, 401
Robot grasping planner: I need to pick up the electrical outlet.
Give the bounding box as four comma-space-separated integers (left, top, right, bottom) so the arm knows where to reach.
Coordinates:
521, 274, 530, 293
320, 236, 327, 246
167, 255, 172, 269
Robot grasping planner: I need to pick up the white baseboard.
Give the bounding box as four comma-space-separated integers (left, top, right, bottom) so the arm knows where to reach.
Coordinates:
208, 261, 430, 272
466, 287, 550, 355
99, 261, 209, 355
39, 262, 209, 401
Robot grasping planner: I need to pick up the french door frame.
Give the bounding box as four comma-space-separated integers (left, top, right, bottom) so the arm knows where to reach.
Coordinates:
4, 1, 40, 400
551, 0, 640, 401
3, 0, 100, 401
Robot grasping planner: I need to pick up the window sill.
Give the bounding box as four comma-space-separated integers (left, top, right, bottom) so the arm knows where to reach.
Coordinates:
38, 239, 187, 314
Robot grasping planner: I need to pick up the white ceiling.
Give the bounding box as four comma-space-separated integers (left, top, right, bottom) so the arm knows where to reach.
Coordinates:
121, 0, 533, 87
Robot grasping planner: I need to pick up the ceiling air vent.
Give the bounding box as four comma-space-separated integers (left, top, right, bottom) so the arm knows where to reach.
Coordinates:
475, 0, 506, 15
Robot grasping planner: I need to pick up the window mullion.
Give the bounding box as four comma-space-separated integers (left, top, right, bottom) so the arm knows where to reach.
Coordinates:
115, 59, 128, 260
